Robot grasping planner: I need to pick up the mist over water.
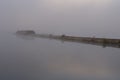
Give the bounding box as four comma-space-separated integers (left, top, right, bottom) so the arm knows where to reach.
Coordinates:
0, 0, 120, 80
0, 0, 120, 37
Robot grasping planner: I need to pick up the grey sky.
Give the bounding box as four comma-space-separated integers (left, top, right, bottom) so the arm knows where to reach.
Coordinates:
0, 0, 120, 38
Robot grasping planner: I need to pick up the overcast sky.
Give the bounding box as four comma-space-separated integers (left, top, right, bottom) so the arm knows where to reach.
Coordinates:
0, 0, 120, 38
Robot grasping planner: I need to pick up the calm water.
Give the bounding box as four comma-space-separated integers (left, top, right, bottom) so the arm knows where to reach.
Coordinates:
0, 31, 120, 80
1, 0, 120, 80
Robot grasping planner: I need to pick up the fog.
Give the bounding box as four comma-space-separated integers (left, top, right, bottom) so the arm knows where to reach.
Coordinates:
0, 0, 120, 38
0, 1, 120, 80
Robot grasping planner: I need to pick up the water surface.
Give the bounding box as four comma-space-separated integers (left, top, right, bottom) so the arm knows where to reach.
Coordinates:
0, 31, 120, 80
0, 0, 120, 79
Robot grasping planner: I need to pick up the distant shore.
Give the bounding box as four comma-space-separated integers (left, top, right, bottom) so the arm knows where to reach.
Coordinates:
16, 30, 120, 48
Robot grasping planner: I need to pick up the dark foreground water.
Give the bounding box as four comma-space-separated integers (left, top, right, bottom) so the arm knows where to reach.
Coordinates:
0, 31, 120, 80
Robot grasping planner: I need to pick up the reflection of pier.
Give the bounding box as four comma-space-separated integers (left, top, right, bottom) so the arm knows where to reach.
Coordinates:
16, 30, 120, 48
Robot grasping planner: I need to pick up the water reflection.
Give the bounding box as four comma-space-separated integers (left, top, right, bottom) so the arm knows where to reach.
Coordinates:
15, 33, 120, 48
14, 32, 120, 80
15, 34, 35, 40
0, 32, 119, 80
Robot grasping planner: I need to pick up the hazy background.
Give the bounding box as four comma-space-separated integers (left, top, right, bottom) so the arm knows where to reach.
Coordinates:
0, 0, 120, 38
0, 0, 120, 80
